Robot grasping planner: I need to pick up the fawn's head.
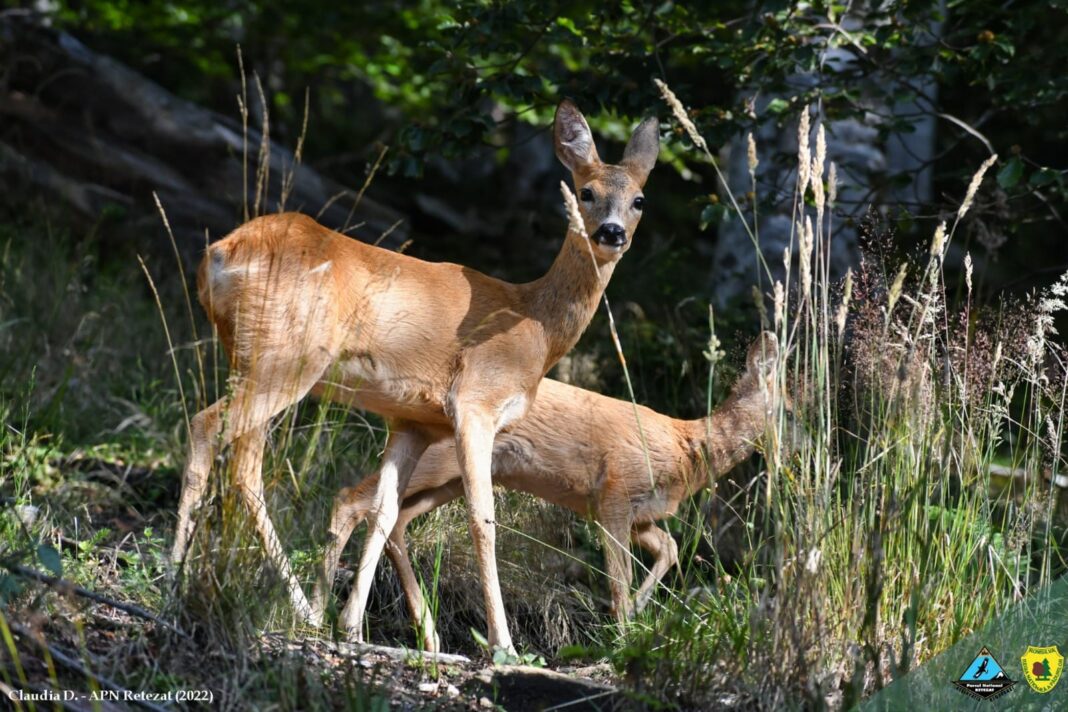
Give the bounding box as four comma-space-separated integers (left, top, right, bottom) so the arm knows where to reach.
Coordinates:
740, 331, 786, 419
554, 100, 659, 259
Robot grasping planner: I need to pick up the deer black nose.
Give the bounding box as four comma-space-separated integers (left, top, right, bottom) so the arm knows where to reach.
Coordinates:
592, 223, 626, 247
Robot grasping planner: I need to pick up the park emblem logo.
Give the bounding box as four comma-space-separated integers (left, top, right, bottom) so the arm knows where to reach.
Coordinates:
951, 646, 1016, 700
1021, 645, 1063, 693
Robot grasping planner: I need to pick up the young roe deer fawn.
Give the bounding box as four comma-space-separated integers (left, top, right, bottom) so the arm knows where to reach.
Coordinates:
174, 100, 659, 653
312, 333, 782, 652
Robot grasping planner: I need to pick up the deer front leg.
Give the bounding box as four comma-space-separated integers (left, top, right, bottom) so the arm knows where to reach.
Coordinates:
384, 530, 439, 653
454, 409, 514, 655
339, 427, 429, 639
599, 493, 636, 622
631, 523, 679, 615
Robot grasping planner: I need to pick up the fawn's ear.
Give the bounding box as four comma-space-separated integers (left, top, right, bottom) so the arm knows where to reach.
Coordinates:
555, 100, 600, 173
746, 332, 779, 375
622, 116, 660, 186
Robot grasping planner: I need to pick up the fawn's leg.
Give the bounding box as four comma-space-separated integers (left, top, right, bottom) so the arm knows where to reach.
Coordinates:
339, 426, 430, 639
384, 482, 465, 653
631, 523, 679, 615
310, 480, 374, 626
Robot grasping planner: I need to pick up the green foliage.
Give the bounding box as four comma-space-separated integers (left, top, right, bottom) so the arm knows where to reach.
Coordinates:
37, 1, 1068, 281
471, 627, 547, 667
44, 3, 1067, 168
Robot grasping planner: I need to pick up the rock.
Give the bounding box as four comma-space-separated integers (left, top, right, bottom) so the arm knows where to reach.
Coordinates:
475, 665, 625, 711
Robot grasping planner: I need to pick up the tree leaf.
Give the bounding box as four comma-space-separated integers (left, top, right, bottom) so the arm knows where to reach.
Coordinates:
37, 544, 62, 578
1029, 168, 1056, 188
766, 98, 790, 116
699, 203, 726, 231
0, 575, 23, 604
996, 157, 1024, 189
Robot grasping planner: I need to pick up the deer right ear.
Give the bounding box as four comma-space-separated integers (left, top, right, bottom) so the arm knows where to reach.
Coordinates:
746, 332, 779, 374
554, 100, 600, 173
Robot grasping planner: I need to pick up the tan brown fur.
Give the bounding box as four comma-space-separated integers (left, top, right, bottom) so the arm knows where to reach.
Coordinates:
173, 101, 659, 653
313, 333, 781, 651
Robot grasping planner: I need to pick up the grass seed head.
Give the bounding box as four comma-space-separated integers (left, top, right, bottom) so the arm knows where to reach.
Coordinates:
797, 109, 811, 198
654, 79, 707, 153
958, 154, 998, 222
747, 132, 759, 179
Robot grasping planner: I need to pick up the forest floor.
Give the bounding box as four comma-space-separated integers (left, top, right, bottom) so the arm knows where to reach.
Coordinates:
13, 592, 623, 711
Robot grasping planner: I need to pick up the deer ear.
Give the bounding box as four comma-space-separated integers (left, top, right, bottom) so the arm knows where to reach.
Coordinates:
555, 100, 600, 173
746, 332, 779, 374
622, 116, 660, 185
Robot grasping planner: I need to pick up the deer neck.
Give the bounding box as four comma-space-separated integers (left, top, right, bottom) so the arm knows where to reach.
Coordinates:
525, 233, 617, 369
679, 390, 768, 498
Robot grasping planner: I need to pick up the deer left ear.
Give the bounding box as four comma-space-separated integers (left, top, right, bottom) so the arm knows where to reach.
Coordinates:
622, 116, 660, 186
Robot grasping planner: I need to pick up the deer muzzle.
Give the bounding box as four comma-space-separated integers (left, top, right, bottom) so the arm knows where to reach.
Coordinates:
592, 222, 627, 248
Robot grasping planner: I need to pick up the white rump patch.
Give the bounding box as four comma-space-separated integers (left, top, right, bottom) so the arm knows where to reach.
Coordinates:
216, 259, 265, 280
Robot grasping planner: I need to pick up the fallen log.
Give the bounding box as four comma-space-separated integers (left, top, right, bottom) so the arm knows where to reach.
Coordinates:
0, 14, 407, 262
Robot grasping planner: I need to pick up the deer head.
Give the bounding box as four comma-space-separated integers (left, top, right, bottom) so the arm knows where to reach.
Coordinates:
554, 100, 660, 259
742, 331, 784, 421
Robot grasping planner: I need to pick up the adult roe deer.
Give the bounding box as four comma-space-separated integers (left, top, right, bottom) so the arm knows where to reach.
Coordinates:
173, 100, 660, 653
312, 333, 782, 651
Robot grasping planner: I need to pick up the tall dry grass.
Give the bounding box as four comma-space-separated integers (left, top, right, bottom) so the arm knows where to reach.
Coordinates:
601, 83, 1068, 709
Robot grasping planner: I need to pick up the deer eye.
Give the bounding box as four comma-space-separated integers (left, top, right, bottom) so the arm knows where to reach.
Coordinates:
633, 196, 645, 210
579, 187, 594, 202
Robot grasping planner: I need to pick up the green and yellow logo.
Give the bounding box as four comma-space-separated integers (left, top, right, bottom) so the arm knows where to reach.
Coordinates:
1020, 645, 1063, 693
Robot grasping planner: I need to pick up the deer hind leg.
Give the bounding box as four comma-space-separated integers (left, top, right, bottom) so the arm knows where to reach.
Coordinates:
171, 385, 278, 564
172, 350, 333, 612
172, 401, 225, 565
385, 481, 464, 653
452, 408, 514, 654
231, 424, 314, 621
631, 523, 678, 615
338, 426, 430, 640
